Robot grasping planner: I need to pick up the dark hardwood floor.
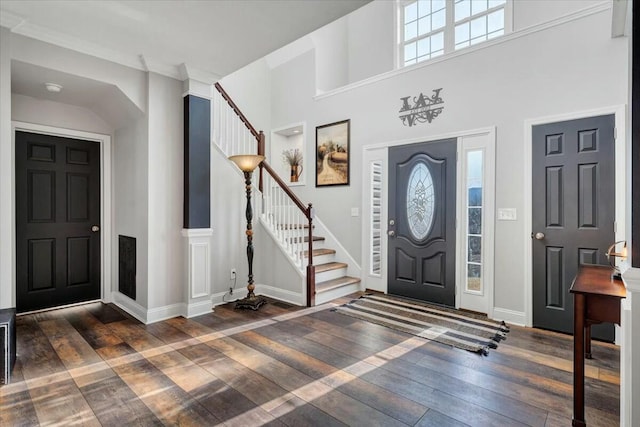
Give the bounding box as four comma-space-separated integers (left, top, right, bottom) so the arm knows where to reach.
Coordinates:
0, 294, 619, 426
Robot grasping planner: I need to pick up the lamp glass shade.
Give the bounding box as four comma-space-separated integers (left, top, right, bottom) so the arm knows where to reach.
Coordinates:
229, 155, 265, 172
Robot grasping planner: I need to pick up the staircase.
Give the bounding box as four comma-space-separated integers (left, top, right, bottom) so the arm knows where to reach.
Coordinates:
212, 83, 361, 306
278, 222, 361, 305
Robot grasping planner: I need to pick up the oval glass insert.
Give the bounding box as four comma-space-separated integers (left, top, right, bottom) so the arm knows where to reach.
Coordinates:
406, 162, 435, 240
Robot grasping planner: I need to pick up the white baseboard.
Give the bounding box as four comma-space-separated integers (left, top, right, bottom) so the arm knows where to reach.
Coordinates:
147, 303, 186, 324
212, 291, 237, 307
255, 284, 304, 306
112, 292, 214, 324
212, 285, 305, 308
492, 307, 526, 327
185, 299, 214, 318
112, 292, 147, 324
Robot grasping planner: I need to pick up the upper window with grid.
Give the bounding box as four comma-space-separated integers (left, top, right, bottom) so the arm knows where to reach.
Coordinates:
401, 0, 508, 68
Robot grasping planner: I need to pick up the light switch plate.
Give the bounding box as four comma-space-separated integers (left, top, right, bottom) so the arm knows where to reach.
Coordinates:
351, 207, 359, 217
498, 208, 517, 221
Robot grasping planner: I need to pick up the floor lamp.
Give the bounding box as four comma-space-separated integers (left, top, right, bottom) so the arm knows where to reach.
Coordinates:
229, 154, 266, 310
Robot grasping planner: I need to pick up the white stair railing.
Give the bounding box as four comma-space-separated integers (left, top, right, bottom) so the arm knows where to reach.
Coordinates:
262, 172, 307, 269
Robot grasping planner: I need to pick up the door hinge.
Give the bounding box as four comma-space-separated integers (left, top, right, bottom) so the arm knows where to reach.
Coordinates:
614, 127, 617, 141
614, 221, 617, 233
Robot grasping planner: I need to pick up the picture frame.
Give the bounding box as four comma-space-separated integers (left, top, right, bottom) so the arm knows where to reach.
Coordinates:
315, 119, 350, 187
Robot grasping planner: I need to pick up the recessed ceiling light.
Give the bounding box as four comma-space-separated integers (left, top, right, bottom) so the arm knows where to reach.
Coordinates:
45, 83, 63, 93
292, 130, 300, 133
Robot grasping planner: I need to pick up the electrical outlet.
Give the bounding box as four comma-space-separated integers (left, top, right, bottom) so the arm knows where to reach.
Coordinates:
230, 268, 236, 280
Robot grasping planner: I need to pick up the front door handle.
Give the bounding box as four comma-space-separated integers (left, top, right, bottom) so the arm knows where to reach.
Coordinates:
388, 230, 395, 237
534, 232, 545, 240
91, 225, 100, 232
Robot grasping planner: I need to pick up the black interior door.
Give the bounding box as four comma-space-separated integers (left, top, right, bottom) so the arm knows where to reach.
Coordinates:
388, 139, 456, 306
16, 131, 101, 313
532, 115, 615, 341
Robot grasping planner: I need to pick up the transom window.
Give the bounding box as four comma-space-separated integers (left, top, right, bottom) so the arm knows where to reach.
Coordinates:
400, 0, 509, 67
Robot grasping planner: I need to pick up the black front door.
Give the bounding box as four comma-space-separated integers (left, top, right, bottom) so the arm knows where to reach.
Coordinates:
16, 131, 101, 313
532, 115, 615, 341
388, 139, 456, 306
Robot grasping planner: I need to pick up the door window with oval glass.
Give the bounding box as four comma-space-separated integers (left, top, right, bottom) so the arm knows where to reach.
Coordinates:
406, 162, 435, 240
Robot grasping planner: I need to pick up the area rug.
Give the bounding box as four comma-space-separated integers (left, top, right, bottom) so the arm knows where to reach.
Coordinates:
333, 294, 509, 355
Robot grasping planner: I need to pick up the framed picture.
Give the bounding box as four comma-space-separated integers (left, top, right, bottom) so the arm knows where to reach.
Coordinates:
315, 119, 350, 187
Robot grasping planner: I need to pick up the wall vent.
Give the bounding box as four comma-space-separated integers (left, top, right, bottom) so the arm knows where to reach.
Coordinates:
118, 235, 136, 300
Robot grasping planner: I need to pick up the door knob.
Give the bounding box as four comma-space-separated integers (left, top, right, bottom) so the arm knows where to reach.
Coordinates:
388, 230, 395, 236
91, 225, 100, 232
534, 232, 545, 240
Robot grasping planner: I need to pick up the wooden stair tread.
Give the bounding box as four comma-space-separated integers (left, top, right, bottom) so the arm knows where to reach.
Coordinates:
315, 262, 348, 273
316, 276, 361, 293
303, 248, 336, 257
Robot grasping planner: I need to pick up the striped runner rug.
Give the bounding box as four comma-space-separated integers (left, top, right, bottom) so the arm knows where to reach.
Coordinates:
333, 294, 509, 356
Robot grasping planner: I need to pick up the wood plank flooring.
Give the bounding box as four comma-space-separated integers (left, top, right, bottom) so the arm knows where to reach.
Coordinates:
0, 294, 619, 426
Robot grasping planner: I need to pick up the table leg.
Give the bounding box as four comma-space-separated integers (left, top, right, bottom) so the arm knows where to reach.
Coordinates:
585, 324, 592, 359
573, 293, 586, 427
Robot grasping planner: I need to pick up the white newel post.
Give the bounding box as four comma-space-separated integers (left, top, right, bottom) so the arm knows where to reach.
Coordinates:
621, 266, 640, 427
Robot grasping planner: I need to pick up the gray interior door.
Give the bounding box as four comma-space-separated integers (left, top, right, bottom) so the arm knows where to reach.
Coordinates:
388, 139, 456, 306
532, 115, 615, 341
16, 131, 101, 313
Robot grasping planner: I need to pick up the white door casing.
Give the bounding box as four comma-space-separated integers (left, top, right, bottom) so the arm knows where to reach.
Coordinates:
8, 121, 112, 308
523, 105, 627, 328
361, 127, 496, 316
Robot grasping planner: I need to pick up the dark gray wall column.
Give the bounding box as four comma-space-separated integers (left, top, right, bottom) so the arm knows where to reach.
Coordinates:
183, 95, 211, 229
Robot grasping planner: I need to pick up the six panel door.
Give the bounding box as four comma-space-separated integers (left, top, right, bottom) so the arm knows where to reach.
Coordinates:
15, 131, 101, 313
532, 115, 615, 341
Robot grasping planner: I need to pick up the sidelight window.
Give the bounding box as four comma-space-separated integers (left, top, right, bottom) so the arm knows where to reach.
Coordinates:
465, 149, 483, 293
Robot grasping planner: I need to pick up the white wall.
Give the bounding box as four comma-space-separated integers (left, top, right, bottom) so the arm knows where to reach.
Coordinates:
312, 16, 349, 93
218, 58, 272, 137
227, 1, 629, 318
512, 0, 606, 31
0, 27, 13, 309
11, 94, 113, 135
10, 34, 147, 114
347, 0, 395, 84
113, 116, 149, 307
210, 146, 255, 299
146, 72, 184, 310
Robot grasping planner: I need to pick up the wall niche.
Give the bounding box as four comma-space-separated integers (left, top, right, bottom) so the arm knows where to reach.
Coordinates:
270, 123, 306, 187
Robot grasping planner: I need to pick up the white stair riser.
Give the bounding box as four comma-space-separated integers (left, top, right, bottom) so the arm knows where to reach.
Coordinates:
315, 267, 348, 283
305, 253, 335, 265
316, 282, 362, 306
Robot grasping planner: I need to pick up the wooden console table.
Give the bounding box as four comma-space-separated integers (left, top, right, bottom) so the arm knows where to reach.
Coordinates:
569, 265, 626, 427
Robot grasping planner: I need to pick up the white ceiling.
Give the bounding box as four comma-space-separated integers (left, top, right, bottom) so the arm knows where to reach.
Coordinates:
1, 0, 370, 79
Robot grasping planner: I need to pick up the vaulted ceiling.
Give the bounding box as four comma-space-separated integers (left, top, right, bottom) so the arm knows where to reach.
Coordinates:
1, 0, 370, 79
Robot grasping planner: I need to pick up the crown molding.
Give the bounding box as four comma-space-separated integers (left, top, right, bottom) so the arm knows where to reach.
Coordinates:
1, 10, 216, 82
4, 11, 146, 72
178, 63, 221, 85
139, 54, 182, 80
0, 10, 25, 30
